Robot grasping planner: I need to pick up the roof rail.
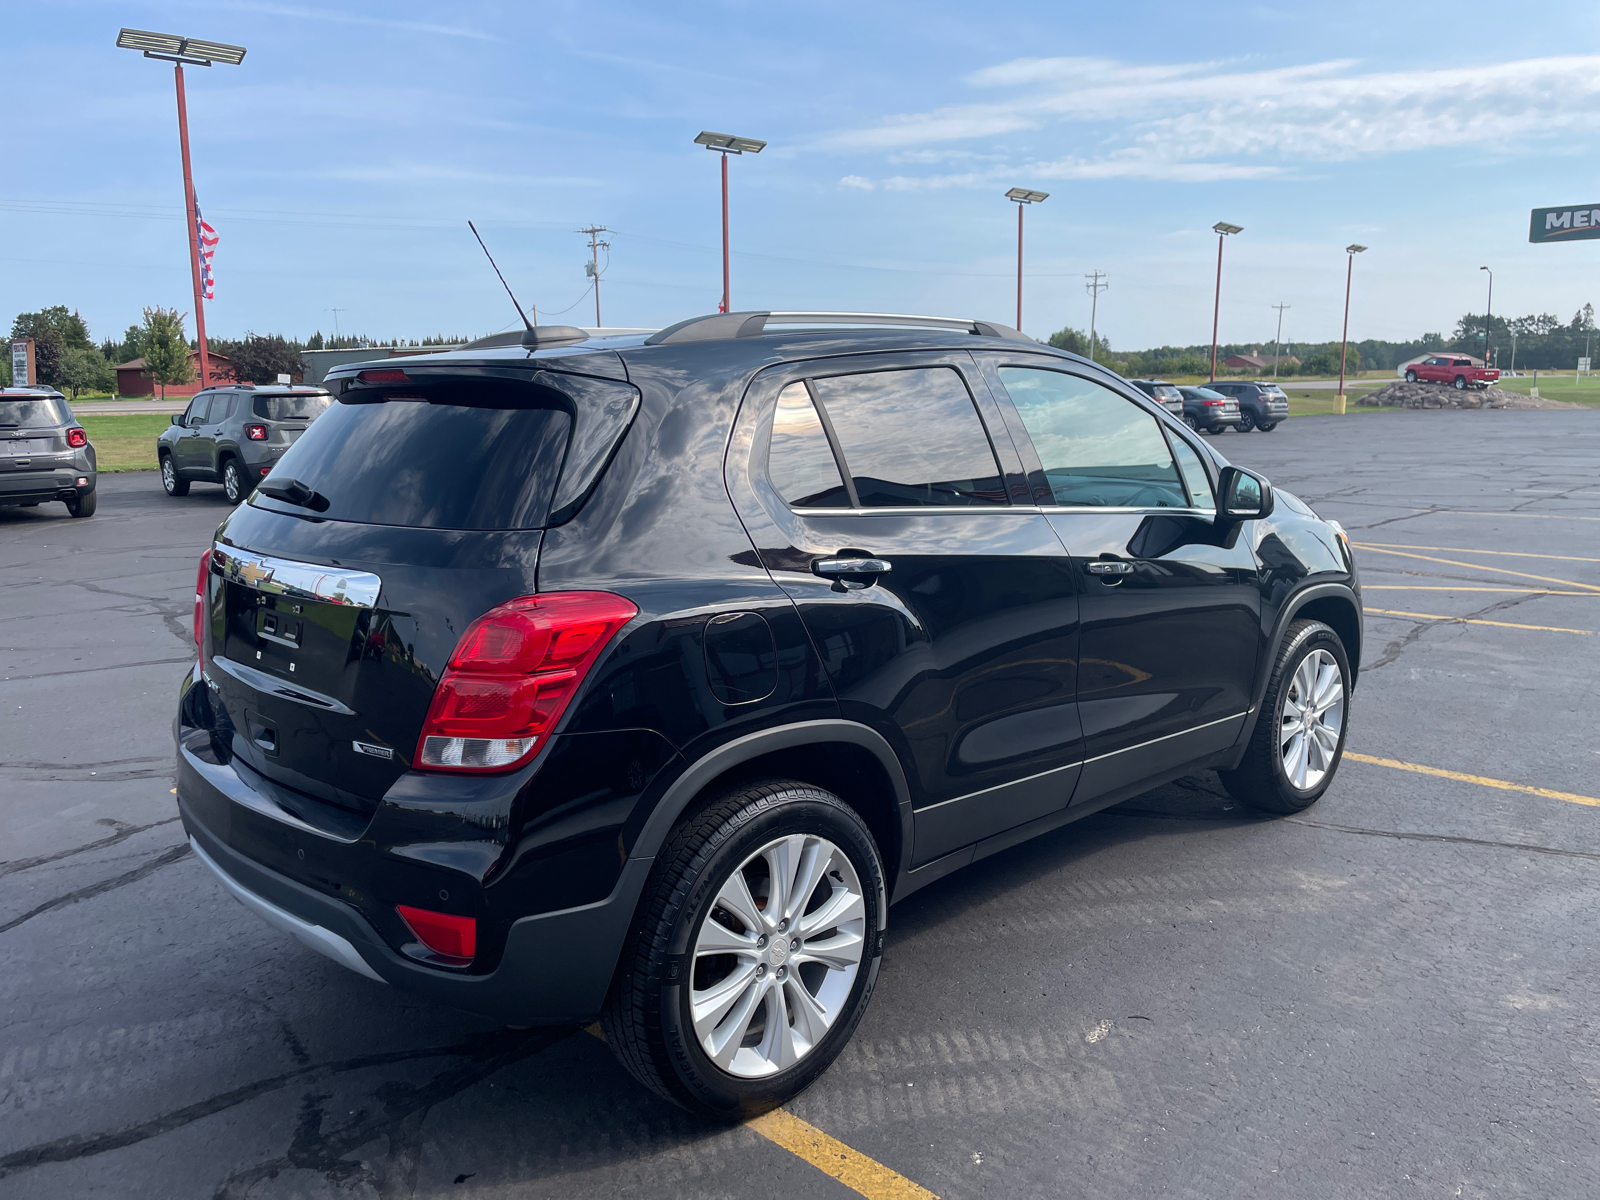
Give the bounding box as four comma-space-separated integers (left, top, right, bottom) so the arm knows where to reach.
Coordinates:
644, 311, 1036, 346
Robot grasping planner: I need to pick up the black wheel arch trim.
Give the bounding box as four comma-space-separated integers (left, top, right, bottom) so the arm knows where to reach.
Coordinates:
1227, 581, 1362, 765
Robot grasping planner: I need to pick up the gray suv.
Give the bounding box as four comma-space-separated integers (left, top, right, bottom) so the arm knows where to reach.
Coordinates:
158, 386, 332, 503
0, 387, 97, 517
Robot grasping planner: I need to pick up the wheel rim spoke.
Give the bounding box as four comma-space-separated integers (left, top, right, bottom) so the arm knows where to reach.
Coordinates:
695, 918, 758, 957
782, 838, 829, 926
793, 926, 865, 971
797, 886, 864, 939
714, 868, 766, 935
702, 974, 767, 1069
784, 976, 831, 1053
693, 962, 761, 1048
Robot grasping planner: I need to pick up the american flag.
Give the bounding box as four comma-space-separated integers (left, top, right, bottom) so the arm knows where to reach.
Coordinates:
195, 198, 218, 300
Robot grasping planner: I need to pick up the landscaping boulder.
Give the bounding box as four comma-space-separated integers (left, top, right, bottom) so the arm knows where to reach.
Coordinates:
1357, 381, 1579, 410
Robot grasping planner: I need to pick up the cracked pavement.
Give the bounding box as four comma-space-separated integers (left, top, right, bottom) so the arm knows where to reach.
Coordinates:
4, 414, 1599, 1198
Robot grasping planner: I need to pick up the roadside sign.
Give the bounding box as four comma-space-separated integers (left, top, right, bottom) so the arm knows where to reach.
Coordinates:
1530, 204, 1600, 244
1581, 357, 1592, 374
10, 339, 34, 386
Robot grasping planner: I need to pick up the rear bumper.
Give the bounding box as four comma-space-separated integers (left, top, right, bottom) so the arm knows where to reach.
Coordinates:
0, 469, 93, 504
177, 739, 647, 1025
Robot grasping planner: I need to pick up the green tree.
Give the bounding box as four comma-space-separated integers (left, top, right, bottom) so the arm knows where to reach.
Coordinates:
139, 307, 194, 399
228, 333, 306, 384
58, 346, 116, 400
1046, 325, 1111, 360
108, 325, 144, 365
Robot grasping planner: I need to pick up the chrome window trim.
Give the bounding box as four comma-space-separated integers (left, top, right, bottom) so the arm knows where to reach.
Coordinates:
213, 544, 382, 609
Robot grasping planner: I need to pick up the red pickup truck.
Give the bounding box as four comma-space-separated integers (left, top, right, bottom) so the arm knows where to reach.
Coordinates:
1404, 356, 1499, 390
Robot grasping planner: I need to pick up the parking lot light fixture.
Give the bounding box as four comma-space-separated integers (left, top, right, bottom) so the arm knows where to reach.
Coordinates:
1209, 223, 1242, 382
1338, 244, 1367, 408
695, 132, 766, 314
1006, 189, 1049, 331
116, 29, 246, 390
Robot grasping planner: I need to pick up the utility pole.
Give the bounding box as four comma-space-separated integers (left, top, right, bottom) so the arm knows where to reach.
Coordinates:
327, 308, 343, 341
1084, 271, 1108, 363
1271, 303, 1290, 379
578, 225, 609, 327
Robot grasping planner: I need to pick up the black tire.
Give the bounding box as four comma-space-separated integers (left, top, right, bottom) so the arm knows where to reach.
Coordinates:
1185, 414, 1202, 433
160, 454, 189, 497
1405, 370, 1417, 383
1257, 422, 1278, 432
602, 779, 886, 1119
222, 457, 250, 505
65, 490, 96, 518
1218, 619, 1351, 815
1453, 375, 1467, 390
1236, 410, 1256, 433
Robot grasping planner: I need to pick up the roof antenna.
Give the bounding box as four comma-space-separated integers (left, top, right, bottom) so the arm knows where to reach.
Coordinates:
468, 221, 536, 329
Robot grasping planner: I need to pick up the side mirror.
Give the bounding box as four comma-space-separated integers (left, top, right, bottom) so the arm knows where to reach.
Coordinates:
170, 414, 183, 426
1218, 465, 1274, 522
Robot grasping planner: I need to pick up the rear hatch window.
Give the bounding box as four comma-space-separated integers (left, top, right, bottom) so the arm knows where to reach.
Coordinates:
253, 393, 331, 421
0, 397, 67, 426
257, 380, 571, 530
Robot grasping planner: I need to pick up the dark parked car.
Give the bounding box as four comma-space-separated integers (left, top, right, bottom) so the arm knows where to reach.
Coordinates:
158, 385, 332, 504
0, 387, 96, 517
1207, 381, 1289, 432
175, 313, 1362, 1118
1127, 378, 1186, 418
1178, 385, 1242, 433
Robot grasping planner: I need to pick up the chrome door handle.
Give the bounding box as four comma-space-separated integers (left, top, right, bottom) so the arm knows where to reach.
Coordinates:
814, 557, 892, 577
1086, 560, 1135, 575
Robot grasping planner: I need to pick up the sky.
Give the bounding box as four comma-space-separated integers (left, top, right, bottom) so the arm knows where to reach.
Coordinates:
5, 1, 1600, 354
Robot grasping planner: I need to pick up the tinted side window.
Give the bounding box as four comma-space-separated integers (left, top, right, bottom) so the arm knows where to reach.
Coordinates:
1168, 436, 1214, 510
996, 367, 1187, 508
767, 382, 850, 508
211, 394, 236, 422
809, 367, 1004, 508
186, 395, 212, 425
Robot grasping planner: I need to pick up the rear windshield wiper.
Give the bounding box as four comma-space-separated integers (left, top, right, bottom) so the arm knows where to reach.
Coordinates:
257, 477, 331, 512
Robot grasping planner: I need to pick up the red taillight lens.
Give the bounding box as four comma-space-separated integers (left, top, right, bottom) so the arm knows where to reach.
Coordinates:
396, 905, 476, 960
194, 549, 213, 655
415, 591, 637, 772
358, 368, 409, 383
245, 424, 267, 440
67, 428, 87, 447
1204, 399, 1223, 406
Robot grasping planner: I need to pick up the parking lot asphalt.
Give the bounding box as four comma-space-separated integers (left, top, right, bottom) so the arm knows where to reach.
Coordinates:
4, 410, 1599, 1199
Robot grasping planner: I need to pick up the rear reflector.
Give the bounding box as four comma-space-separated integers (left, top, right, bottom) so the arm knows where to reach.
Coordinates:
415, 591, 638, 773
396, 905, 476, 960
194, 549, 213, 655
67, 428, 87, 447
357, 368, 409, 384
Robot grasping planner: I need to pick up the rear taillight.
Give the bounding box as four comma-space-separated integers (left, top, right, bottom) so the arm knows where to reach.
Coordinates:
416, 591, 637, 772
194, 549, 213, 656
1204, 399, 1223, 407
245, 424, 267, 440
67, 428, 87, 447
397, 905, 476, 960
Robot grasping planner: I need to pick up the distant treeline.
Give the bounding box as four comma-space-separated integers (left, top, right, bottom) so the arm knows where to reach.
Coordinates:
1048, 304, 1598, 376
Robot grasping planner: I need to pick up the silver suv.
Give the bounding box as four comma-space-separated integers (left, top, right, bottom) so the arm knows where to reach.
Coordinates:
157, 385, 331, 503
0, 388, 97, 518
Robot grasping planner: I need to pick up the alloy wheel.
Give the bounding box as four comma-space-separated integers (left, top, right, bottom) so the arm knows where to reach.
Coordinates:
224, 462, 243, 503
161, 458, 176, 493
1279, 647, 1345, 790
689, 833, 866, 1079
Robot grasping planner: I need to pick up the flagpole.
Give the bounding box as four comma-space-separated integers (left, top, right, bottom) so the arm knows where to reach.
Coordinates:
174, 62, 210, 388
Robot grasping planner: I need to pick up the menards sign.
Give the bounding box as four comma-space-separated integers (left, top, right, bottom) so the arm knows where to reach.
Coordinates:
1530, 204, 1600, 244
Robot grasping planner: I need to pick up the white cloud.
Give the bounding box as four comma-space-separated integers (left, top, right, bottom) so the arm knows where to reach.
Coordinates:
838, 175, 876, 191
823, 54, 1600, 190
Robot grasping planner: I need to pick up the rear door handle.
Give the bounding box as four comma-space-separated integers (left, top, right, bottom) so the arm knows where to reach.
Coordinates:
1086, 560, 1134, 575
814, 557, 892, 577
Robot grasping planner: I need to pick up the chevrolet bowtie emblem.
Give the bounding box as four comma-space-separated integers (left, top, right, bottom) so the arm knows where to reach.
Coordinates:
235, 558, 275, 588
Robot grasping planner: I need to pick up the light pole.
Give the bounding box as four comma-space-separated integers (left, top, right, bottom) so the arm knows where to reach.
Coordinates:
1271, 302, 1290, 379
116, 29, 246, 390
695, 132, 766, 314
1479, 266, 1494, 367
1338, 244, 1367, 409
1005, 189, 1049, 332
1510, 329, 1517, 374
1209, 223, 1242, 382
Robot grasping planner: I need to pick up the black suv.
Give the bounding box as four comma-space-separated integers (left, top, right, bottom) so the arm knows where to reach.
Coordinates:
0, 387, 96, 517
174, 313, 1361, 1118
1207, 381, 1289, 432
158, 385, 332, 504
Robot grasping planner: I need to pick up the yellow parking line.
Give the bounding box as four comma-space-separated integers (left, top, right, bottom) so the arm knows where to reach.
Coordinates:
1362, 586, 1600, 595
749, 1108, 940, 1200
1363, 607, 1594, 635
1357, 542, 1600, 565
1345, 752, 1600, 808
582, 1026, 938, 1198
1351, 545, 1600, 592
